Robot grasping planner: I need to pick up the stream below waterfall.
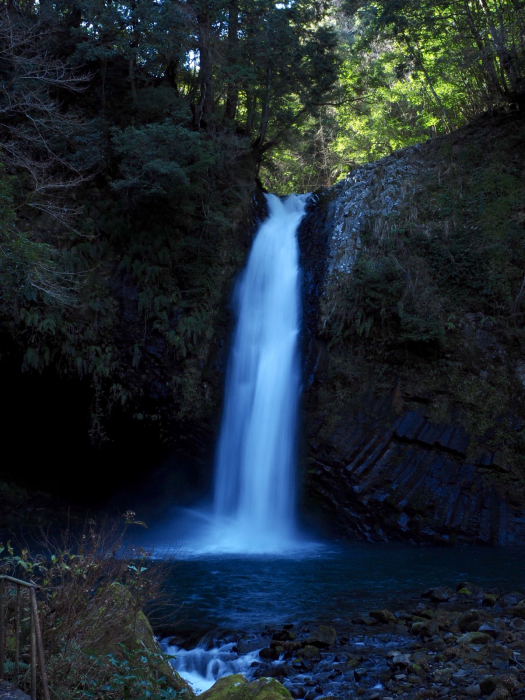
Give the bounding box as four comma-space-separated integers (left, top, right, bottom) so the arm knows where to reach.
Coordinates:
157, 544, 525, 695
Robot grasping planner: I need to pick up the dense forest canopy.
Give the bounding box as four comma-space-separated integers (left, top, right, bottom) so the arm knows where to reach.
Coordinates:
0, 0, 523, 441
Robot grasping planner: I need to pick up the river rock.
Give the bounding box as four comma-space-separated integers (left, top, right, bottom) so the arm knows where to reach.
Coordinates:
510, 617, 525, 631
487, 688, 510, 700
390, 653, 411, 668
238, 634, 269, 654
458, 611, 481, 632
478, 623, 500, 639
512, 604, 525, 619
458, 631, 492, 645
351, 615, 376, 626
500, 592, 523, 606
430, 586, 455, 602
480, 677, 499, 695
369, 609, 398, 624
465, 684, 482, 697
307, 626, 336, 647
199, 674, 292, 700
260, 647, 280, 660
301, 645, 321, 661
483, 593, 499, 607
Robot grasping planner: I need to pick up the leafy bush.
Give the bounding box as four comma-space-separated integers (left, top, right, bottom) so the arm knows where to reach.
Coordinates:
0, 517, 187, 700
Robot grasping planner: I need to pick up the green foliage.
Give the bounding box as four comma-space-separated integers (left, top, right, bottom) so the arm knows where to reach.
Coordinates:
81, 645, 186, 700
325, 252, 445, 354
0, 521, 186, 700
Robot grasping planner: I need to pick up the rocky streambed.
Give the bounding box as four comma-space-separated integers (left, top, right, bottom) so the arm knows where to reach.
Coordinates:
164, 582, 525, 700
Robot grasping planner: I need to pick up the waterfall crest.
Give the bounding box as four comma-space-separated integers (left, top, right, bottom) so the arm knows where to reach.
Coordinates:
211, 193, 308, 553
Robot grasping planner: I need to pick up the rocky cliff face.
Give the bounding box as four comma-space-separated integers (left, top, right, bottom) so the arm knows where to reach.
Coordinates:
299, 110, 525, 544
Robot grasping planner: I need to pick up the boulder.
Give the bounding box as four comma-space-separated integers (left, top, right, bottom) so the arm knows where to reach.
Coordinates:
483, 593, 499, 607
458, 587, 473, 596
307, 626, 336, 647
238, 634, 269, 655
498, 675, 522, 692
301, 645, 321, 661
458, 631, 492, 645
510, 617, 525, 631
390, 653, 411, 668
458, 610, 481, 633
487, 688, 510, 700
478, 623, 499, 639
368, 609, 398, 625
199, 675, 292, 700
351, 615, 376, 626
500, 592, 523, 607
480, 677, 499, 695
512, 604, 525, 619
260, 647, 280, 660
433, 668, 453, 683
431, 586, 455, 602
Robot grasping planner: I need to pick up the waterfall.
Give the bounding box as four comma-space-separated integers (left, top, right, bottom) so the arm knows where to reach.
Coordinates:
210, 193, 308, 553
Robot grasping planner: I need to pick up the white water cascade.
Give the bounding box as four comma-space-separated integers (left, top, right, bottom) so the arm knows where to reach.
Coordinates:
209, 193, 308, 553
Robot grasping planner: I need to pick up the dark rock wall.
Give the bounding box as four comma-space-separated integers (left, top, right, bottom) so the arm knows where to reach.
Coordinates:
298, 112, 525, 545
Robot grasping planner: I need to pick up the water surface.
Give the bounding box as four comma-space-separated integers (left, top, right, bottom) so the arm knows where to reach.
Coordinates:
163, 542, 525, 636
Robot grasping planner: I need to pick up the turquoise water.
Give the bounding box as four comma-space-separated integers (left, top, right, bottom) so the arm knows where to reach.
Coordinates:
162, 542, 525, 636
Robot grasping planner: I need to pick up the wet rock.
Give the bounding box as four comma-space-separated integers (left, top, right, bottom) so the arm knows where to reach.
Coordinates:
433, 668, 453, 683
346, 654, 363, 669
273, 629, 296, 642
478, 623, 500, 639
512, 604, 525, 619
510, 617, 525, 631
465, 684, 482, 697
238, 634, 269, 654
301, 645, 321, 661
500, 593, 524, 607
480, 677, 499, 695
483, 594, 499, 607
199, 674, 292, 700
369, 609, 398, 625
486, 688, 510, 700
390, 653, 411, 668
352, 615, 376, 626
458, 588, 473, 596
458, 632, 492, 645
431, 587, 455, 603
410, 663, 428, 679
260, 647, 280, 660
354, 667, 367, 681
458, 611, 481, 633
307, 626, 336, 647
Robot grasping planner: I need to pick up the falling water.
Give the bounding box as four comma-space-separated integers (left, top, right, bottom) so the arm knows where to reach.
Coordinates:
210, 193, 308, 553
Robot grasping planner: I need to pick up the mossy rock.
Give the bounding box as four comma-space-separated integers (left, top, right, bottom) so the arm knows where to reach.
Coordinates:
369, 609, 398, 625
458, 631, 492, 645
302, 644, 321, 660
109, 583, 194, 696
199, 674, 292, 700
457, 587, 472, 596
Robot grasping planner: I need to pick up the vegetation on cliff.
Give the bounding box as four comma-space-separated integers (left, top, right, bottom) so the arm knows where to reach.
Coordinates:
0, 0, 339, 446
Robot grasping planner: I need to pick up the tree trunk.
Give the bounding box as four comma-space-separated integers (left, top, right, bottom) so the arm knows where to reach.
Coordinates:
194, 2, 214, 128
476, 0, 516, 93
225, 0, 240, 121
254, 68, 272, 152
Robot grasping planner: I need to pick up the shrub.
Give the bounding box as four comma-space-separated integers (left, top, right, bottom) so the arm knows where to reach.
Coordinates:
0, 516, 188, 699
